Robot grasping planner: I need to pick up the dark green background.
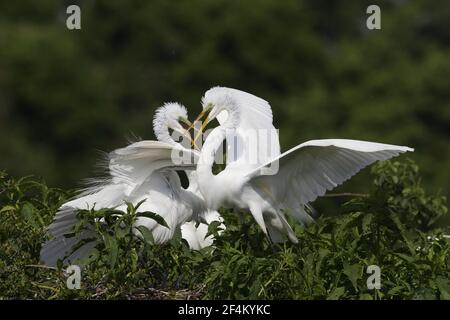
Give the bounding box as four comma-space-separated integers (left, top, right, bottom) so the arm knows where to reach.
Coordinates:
0, 1, 448, 213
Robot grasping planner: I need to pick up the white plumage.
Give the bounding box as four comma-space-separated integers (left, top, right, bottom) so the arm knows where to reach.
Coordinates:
41, 87, 415, 267
203, 87, 280, 170
194, 87, 414, 243
181, 210, 225, 250
40, 103, 222, 267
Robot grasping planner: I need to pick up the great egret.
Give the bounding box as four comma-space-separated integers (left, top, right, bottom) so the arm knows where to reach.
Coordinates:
193, 87, 280, 170
40, 103, 221, 267
193, 87, 414, 243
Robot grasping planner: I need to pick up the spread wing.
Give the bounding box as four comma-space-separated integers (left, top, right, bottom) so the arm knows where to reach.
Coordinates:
105, 140, 198, 197
40, 141, 198, 266
246, 139, 414, 223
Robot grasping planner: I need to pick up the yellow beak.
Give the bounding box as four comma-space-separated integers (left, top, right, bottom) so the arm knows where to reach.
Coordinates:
182, 128, 196, 149
187, 109, 212, 150
177, 119, 198, 150
187, 110, 206, 131
193, 114, 210, 145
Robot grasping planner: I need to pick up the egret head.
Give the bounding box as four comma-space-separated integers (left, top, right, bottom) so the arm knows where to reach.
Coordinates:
153, 102, 192, 145
201, 87, 239, 124
189, 87, 240, 147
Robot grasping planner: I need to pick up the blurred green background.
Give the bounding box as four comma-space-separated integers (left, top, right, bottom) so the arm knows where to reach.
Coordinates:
0, 1, 448, 217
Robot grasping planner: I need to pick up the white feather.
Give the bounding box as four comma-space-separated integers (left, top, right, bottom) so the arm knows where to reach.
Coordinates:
40, 104, 206, 267
202, 86, 280, 170
247, 139, 414, 225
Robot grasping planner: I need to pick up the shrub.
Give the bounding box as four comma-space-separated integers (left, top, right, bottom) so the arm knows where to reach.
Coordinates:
0, 160, 448, 299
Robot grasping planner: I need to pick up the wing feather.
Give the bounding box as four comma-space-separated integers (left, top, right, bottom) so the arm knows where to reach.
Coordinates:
41, 141, 198, 266
247, 139, 413, 221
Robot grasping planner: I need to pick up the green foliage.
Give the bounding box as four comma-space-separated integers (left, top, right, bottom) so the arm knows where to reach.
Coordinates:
201, 159, 450, 299
0, 171, 71, 298
0, 160, 448, 299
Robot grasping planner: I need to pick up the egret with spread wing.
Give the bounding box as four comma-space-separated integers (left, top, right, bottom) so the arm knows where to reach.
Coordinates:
40, 103, 221, 267
192, 87, 280, 171
193, 87, 414, 243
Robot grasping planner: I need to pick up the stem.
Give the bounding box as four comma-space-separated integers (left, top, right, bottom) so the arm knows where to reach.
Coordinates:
322, 193, 369, 198
25, 264, 57, 270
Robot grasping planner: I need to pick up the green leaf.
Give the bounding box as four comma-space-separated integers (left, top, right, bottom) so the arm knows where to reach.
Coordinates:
327, 287, 346, 300
126, 201, 135, 214
359, 293, 373, 300
130, 248, 138, 272
206, 220, 223, 239
104, 234, 119, 268
392, 253, 415, 264
343, 263, 362, 291
134, 199, 148, 211
136, 211, 169, 228
20, 203, 44, 227
115, 223, 130, 239
135, 225, 155, 245
169, 226, 183, 246
362, 213, 374, 234
436, 276, 450, 300
389, 212, 416, 254
0, 205, 17, 213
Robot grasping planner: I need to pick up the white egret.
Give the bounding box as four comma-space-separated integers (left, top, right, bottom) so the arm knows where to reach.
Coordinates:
193, 87, 280, 170
193, 87, 414, 243
40, 103, 221, 267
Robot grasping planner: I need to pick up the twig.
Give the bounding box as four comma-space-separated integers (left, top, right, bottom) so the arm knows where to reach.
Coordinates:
322, 193, 369, 198
25, 264, 57, 270
30, 281, 59, 292
92, 288, 108, 298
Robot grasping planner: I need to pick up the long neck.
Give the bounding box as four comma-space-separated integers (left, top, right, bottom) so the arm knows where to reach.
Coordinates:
196, 105, 240, 208
196, 127, 226, 201
154, 122, 179, 146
